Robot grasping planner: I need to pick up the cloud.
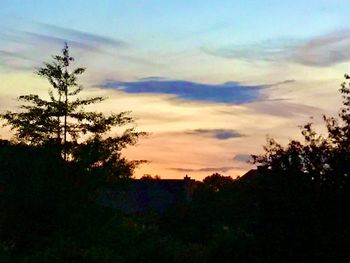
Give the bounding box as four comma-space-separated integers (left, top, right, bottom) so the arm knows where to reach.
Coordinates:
203, 30, 350, 67
99, 79, 262, 104
37, 23, 127, 48
290, 30, 350, 67
169, 166, 238, 173
0, 49, 36, 71
1, 23, 127, 52
21, 32, 110, 54
185, 129, 242, 140
138, 76, 167, 81
264, 79, 296, 88
0, 23, 128, 71
202, 38, 299, 62
0, 50, 28, 60
247, 101, 323, 118
233, 154, 252, 163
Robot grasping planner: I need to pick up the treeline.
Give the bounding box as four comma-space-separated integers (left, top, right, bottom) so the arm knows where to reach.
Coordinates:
1, 45, 350, 262
1, 141, 349, 262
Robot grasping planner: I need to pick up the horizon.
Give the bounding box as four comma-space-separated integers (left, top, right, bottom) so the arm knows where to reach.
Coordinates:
1, 1, 350, 180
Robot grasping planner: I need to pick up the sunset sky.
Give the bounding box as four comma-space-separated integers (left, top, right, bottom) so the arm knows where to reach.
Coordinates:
1, 1, 350, 179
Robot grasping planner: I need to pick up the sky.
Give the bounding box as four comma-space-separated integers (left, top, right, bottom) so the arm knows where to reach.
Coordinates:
1, 1, 350, 179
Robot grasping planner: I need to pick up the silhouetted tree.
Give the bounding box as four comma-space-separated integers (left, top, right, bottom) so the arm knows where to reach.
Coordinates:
0, 45, 147, 260
140, 174, 161, 180
249, 76, 350, 261
203, 173, 234, 192
1, 43, 145, 178
253, 74, 350, 189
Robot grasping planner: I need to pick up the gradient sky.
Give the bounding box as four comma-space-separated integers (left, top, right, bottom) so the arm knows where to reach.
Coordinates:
1, 1, 350, 179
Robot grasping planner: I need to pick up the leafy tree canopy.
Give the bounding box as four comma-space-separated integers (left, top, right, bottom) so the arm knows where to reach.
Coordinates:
253, 74, 350, 189
203, 173, 234, 192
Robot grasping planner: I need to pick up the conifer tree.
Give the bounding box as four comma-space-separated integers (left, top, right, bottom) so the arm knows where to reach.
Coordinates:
1, 43, 144, 176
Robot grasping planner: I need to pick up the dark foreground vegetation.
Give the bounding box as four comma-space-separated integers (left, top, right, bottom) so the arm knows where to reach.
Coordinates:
1, 45, 350, 262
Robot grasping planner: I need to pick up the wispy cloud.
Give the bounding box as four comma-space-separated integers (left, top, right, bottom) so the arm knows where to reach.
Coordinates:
264, 79, 296, 88
0, 23, 129, 71
37, 23, 128, 48
169, 166, 238, 173
0, 49, 35, 71
290, 30, 350, 67
1, 23, 128, 52
203, 30, 350, 67
233, 154, 252, 163
202, 38, 299, 62
100, 79, 263, 104
138, 76, 167, 81
0, 50, 28, 60
247, 101, 323, 118
185, 129, 242, 140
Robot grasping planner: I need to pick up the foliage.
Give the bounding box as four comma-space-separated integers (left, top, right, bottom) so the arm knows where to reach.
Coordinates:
1, 43, 145, 179
202, 173, 234, 192
252, 74, 350, 190
140, 174, 161, 181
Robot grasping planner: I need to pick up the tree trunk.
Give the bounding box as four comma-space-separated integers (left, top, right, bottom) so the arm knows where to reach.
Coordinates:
64, 86, 68, 161
57, 94, 61, 143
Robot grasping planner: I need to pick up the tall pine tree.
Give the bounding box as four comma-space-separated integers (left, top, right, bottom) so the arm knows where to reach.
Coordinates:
1, 43, 145, 178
